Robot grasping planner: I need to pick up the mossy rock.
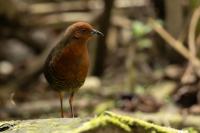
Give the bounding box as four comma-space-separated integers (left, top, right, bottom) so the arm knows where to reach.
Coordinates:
0, 111, 190, 133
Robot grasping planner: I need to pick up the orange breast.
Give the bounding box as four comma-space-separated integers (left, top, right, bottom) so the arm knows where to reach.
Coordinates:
52, 43, 89, 82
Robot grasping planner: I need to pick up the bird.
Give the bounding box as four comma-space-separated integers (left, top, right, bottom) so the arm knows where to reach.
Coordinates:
43, 22, 103, 118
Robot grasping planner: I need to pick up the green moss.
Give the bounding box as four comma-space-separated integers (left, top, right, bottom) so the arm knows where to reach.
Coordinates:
73, 115, 131, 133
72, 111, 187, 133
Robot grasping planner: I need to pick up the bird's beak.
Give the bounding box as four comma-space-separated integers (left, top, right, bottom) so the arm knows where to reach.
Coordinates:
91, 29, 104, 36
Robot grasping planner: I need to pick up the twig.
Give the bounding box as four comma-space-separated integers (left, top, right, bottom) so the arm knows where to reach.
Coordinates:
148, 18, 200, 68
188, 6, 200, 58
181, 6, 200, 83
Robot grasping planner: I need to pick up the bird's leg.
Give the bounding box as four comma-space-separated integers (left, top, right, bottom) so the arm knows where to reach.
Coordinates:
59, 92, 64, 118
69, 92, 74, 118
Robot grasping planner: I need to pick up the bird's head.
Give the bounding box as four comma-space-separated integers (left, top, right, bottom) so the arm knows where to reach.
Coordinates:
66, 22, 104, 41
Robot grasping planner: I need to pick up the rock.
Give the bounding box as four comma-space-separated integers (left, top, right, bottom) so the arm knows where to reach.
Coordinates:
0, 111, 187, 133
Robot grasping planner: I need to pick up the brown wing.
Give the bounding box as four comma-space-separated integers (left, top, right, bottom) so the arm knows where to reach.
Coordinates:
43, 32, 71, 89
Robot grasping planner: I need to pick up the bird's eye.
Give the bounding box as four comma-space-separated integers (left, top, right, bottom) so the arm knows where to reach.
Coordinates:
80, 29, 86, 33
